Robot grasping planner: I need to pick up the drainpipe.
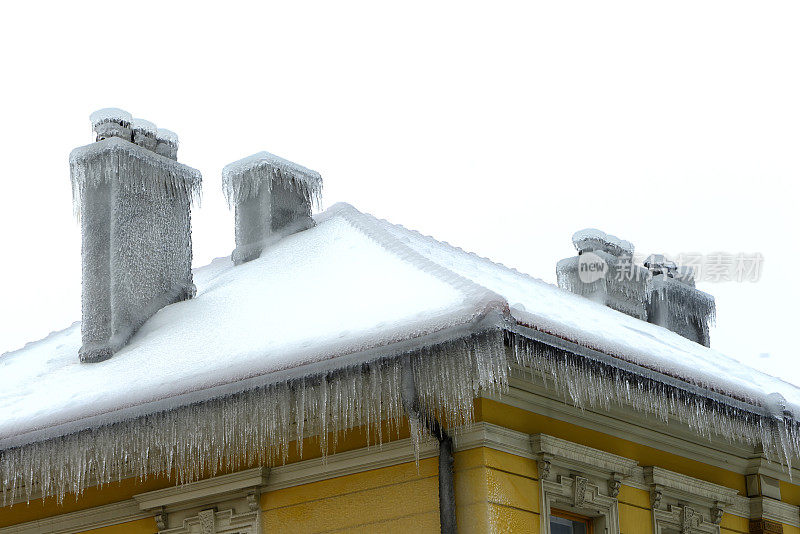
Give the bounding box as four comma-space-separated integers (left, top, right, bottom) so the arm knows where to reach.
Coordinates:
401, 359, 457, 534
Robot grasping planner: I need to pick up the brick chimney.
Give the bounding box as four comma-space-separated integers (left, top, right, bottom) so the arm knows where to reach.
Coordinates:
557, 229, 715, 346
222, 152, 322, 264
70, 109, 202, 363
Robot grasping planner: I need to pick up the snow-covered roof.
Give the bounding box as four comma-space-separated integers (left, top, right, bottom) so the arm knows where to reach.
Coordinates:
2, 202, 799, 500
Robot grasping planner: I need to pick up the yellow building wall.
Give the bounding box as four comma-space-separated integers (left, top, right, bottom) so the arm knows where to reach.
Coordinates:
455, 448, 540, 533
261, 457, 440, 532
6, 397, 800, 533
618, 485, 652, 534
78, 519, 157, 534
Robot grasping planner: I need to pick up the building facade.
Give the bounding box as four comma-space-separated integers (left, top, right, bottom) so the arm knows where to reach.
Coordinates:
1, 111, 798, 534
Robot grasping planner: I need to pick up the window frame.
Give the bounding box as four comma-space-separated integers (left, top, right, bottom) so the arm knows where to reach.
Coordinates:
551, 508, 595, 534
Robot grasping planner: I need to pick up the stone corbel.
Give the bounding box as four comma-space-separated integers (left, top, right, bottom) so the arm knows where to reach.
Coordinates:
155, 506, 167, 531
607, 472, 623, 499
247, 490, 260, 512
537, 454, 552, 481
710, 501, 724, 525
650, 485, 664, 510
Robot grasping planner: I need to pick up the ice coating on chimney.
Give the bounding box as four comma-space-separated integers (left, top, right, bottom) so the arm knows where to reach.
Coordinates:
572, 228, 634, 256
90, 108, 132, 142
223, 151, 322, 264
90, 108, 132, 127
645, 255, 715, 346
558, 228, 647, 319
155, 128, 179, 160
71, 109, 202, 362
558, 229, 716, 346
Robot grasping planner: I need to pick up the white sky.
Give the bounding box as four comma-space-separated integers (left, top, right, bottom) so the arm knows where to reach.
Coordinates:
0, 2, 797, 380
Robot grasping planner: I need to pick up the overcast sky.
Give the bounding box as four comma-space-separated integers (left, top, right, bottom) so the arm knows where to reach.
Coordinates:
0, 2, 797, 381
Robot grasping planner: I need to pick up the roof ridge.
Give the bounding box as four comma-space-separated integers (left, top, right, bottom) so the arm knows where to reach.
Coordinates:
370, 211, 555, 289
320, 203, 511, 323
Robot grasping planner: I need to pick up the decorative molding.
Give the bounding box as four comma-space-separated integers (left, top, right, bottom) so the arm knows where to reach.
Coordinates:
541, 474, 620, 534
530, 434, 637, 480
644, 466, 738, 507
608, 473, 623, 499
134, 467, 267, 533
645, 466, 738, 533
156, 506, 168, 530
135, 467, 269, 512
750, 497, 800, 528
198, 509, 215, 534
531, 434, 626, 534
653, 504, 716, 534
500, 371, 800, 483
163, 507, 260, 534
0, 499, 150, 534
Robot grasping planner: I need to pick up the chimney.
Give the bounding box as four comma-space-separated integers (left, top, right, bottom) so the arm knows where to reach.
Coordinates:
70, 109, 202, 363
644, 254, 715, 347
557, 229, 715, 346
557, 229, 648, 319
222, 152, 322, 264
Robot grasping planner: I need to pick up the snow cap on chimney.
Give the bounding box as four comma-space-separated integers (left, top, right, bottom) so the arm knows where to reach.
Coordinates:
223, 151, 322, 264
90, 108, 132, 142
572, 228, 634, 257
155, 128, 179, 160
131, 118, 158, 151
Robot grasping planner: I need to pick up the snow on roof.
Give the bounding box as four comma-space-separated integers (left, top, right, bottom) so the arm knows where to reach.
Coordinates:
2, 203, 799, 451
0, 205, 501, 450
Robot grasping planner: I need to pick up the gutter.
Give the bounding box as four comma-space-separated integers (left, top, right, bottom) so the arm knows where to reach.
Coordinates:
510, 323, 780, 419
401, 358, 457, 534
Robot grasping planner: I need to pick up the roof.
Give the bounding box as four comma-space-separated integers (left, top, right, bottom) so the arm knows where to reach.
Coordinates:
2, 202, 799, 500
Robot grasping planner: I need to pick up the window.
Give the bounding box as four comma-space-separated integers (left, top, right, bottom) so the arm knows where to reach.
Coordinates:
551, 509, 592, 534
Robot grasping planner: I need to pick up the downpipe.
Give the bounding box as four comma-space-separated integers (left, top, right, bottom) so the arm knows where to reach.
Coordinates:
401, 358, 457, 534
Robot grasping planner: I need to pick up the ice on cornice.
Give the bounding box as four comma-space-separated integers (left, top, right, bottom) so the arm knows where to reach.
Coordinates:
222, 151, 322, 209
131, 118, 157, 135
155, 128, 179, 146
68, 137, 202, 218
89, 108, 132, 127
572, 228, 634, 256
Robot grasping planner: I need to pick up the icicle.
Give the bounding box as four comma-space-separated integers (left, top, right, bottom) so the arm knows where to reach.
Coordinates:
508, 332, 798, 470
222, 151, 322, 210
646, 275, 716, 326
69, 137, 202, 220
0, 330, 506, 506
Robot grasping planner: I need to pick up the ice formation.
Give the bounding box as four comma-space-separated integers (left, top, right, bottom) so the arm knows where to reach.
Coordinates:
0, 331, 506, 505
572, 228, 634, 256
89, 108, 132, 128
223, 151, 323, 264
69, 110, 202, 362
222, 151, 322, 208
1, 204, 798, 506
508, 333, 800, 472
557, 228, 715, 345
